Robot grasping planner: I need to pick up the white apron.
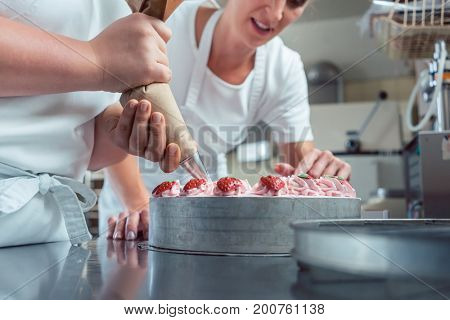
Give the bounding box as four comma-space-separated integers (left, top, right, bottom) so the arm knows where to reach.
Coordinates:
180, 9, 266, 171
98, 8, 266, 231
0, 162, 96, 247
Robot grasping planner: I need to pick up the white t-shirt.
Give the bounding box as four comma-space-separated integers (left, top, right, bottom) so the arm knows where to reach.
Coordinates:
0, 0, 130, 180
98, 0, 314, 225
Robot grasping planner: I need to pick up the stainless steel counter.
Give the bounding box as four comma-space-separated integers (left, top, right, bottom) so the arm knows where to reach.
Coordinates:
1, 239, 449, 300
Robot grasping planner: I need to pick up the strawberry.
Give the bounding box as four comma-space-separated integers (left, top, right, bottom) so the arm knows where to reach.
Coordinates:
152, 181, 176, 196
298, 173, 312, 179
260, 175, 285, 191
183, 178, 207, 192
216, 177, 242, 192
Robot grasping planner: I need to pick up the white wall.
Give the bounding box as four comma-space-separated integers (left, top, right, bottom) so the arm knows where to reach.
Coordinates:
280, 1, 413, 81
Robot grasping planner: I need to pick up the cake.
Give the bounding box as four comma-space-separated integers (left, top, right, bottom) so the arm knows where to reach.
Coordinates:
148, 174, 361, 255
151, 174, 357, 199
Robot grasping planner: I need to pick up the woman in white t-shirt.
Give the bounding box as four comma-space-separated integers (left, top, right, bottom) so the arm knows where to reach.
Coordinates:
0, 0, 181, 247
101, 0, 352, 240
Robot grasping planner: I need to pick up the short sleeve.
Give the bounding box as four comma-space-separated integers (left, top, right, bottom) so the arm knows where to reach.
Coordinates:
259, 53, 314, 144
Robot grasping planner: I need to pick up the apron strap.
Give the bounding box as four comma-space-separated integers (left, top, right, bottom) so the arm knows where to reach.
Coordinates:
0, 162, 95, 245
50, 179, 94, 245
248, 46, 266, 121
184, 8, 223, 108
55, 176, 97, 212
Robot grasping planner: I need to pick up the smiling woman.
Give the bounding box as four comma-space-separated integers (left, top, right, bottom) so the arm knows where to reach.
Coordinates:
100, 0, 351, 241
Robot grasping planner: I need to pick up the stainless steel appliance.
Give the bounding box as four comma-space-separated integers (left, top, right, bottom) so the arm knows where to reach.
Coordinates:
404, 41, 450, 218
306, 61, 343, 104
404, 130, 450, 218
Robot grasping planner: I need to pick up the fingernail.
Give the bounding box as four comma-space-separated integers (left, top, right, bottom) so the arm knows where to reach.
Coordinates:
126, 231, 136, 241
151, 113, 162, 124
169, 144, 178, 156
113, 232, 121, 240
140, 102, 149, 112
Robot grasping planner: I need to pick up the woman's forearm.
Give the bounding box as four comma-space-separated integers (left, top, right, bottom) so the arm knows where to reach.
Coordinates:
0, 17, 101, 97
105, 155, 150, 212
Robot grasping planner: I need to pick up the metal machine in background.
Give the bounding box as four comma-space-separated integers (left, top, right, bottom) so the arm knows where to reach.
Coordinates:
404, 41, 450, 218
306, 61, 344, 104
404, 131, 450, 218
308, 98, 405, 215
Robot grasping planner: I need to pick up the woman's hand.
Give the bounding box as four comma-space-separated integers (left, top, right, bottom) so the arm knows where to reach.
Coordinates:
103, 99, 181, 172
104, 169, 150, 241
107, 208, 149, 241
89, 13, 172, 92
275, 148, 351, 180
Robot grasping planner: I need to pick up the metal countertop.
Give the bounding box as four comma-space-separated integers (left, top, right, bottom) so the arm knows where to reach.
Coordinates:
1, 239, 449, 300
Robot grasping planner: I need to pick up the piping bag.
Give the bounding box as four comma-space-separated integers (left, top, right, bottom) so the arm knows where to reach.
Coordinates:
121, 0, 210, 181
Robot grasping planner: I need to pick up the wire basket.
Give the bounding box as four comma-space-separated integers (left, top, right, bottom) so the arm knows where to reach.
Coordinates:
372, 0, 450, 59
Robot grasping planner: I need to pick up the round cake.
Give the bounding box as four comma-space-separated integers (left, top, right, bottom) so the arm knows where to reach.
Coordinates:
149, 175, 361, 255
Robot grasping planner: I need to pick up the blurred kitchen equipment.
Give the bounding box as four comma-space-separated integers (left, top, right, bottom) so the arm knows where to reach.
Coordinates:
406, 41, 450, 132
311, 101, 403, 153
371, 0, 450, 59
339, 155, 405, 204
363, 188, 406, 218
307, 61, 344, 104
402, 41, 450, 218
310, 101, 404, 204
404, 130, 450, 218
149, 197, 361, 255
345, 91, 389, 153
291, 219, 450, 279
122, 0, 210, 181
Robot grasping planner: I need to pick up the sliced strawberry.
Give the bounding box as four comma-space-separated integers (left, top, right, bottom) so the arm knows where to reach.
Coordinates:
216, 177, 242, 192
152, 181, 176, 196
183, 178, 207, 192
260, 175, 285, 191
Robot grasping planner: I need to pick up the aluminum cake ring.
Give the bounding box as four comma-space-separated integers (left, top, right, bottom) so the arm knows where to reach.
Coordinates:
149, 196, 361, 255
291, 219, 450, 279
